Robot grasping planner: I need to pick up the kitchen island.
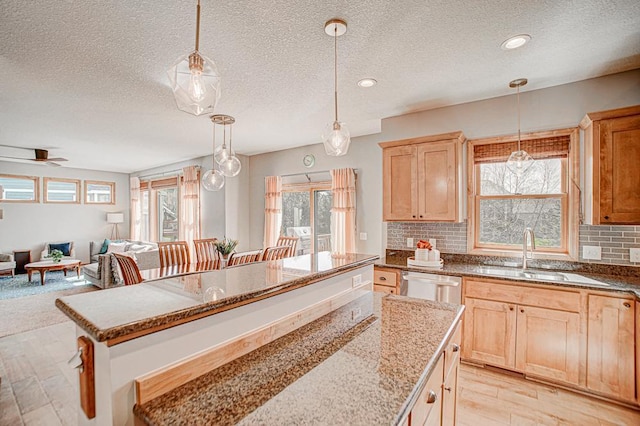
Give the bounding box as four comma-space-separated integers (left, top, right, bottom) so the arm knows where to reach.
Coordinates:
56, 252, 379, 425
134, 292, 464, 425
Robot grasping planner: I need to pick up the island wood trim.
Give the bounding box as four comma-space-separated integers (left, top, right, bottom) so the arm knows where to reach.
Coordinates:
134, 283, 370, 405
100, 264, 374, 346
77, 336, 96, 419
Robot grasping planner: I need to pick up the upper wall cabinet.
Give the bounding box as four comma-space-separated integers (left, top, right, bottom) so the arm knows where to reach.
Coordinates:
380, 132, 465, 222
581, 105, 640, 224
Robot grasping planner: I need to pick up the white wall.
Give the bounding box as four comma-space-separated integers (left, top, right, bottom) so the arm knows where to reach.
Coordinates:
0, 161, 129, 264
248, 69, 640, 256
131, 154, 250, 246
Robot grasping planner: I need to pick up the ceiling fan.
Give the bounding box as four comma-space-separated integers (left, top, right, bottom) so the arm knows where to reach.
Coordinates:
0, 145, 68, 166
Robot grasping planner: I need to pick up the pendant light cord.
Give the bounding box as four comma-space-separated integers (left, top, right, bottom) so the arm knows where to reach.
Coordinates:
229, 122, 233, 153
334, 24, 338, 123
212, 121, 216, 169
195, 0, 201, 51
516, 84, 521, 152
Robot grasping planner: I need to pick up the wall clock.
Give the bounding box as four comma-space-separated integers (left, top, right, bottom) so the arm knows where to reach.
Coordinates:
303, 154, 315, 168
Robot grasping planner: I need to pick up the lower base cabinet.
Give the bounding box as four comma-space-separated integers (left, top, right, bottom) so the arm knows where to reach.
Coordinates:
374, 267, 400, 294
587, 294, 635, 402
463, 278, 639, 406
410, 321, 462, 426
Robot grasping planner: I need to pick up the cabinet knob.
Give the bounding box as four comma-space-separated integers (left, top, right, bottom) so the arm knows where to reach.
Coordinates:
509, 306, 514, 311
419, 215, 423, 218
380, 276, 386, 281
412, 215, 416, 219
452, 343, 460, 352
520, 309, 525, 313
444, 386, 452, 393
426, 390, 437, 404
604, 216, 610, 220
623, 302, 631, 309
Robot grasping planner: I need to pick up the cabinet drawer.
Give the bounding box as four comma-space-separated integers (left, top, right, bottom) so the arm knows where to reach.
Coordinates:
374, 269, 398, 286
464, 278, 581, 312
374, 284, 397, 294
444, 321, 462, 377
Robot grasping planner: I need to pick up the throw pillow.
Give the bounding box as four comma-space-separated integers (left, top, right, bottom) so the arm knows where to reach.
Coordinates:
50, 242, 71, 256
99, 239, 111, 254
106, 242, 127, 254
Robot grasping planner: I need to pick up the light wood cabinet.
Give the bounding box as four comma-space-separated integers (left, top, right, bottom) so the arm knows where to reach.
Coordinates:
515, 305, 580, 385
410, 354, 443, 426
462, 278, 583, 387
442, 321, 461, 426
374, 266, 400, 294
587, 294, 635, 402
462, 297, 516, 368
380, 132, 465, 222
581, 105, 640, 224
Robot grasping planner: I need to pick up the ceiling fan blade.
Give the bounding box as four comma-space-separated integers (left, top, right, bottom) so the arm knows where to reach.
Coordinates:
46, 161, 62, 167
46, 157, 68, 162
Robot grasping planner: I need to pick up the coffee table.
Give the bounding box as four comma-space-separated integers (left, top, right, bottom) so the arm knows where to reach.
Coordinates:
25, 259, 82, 286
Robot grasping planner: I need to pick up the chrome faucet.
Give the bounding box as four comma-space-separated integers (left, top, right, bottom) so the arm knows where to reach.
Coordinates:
522, 227, 536, 270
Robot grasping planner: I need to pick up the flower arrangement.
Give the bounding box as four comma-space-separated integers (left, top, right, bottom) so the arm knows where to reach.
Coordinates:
214, 237, 239, 256
46, 249, 64, 263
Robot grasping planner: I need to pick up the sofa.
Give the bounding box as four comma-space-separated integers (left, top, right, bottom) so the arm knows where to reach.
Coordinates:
41, 241, 76, 261
83, 240, 159, 289
0, 253, 16, 277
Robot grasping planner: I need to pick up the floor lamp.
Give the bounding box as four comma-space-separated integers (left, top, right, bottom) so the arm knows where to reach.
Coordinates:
107, 213, 124, 240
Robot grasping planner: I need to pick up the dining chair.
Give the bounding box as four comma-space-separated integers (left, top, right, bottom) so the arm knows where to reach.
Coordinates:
227, 249, 263, 267
158, 241, 191, 268
193, 238, 222, 264
276, 236, 299, 257
262, 245, 291, 261
112, 253, 144, 285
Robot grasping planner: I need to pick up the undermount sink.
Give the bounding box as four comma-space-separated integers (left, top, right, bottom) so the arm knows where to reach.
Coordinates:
476, 267, 610, 287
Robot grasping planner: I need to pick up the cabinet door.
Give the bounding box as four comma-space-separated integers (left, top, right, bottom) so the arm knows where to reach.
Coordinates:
441, 362, 458, 426
416, 141, 457, 221
515, 305, 581, 385
383, 145, 418, 221
599, 114, 640, 224
587, 295, 635, 401
411, 355, 443, 426
462, 298, 516, 368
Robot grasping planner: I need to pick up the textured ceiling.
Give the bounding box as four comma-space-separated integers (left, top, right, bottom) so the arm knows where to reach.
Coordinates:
1, 0, 639, 173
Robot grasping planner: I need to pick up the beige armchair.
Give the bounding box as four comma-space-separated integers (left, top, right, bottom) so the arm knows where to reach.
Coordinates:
41, 242, 76, 261
0, 253, 16, 277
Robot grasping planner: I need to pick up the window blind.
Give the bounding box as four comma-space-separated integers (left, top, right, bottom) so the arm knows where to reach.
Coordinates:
474, 135, 570, 164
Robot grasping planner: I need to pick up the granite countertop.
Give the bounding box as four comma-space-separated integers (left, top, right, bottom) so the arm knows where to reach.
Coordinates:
56, 252, 378, 343
377, 253, 640, 299
134, 292, 464, 425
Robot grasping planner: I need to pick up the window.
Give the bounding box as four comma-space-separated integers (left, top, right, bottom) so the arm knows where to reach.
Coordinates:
85, 180, 115, 204
281, 182, 332, 254
468, 129, 579, 259
44, 177, 80, 203
139, 177, 179, 242
0, 174, 39, 202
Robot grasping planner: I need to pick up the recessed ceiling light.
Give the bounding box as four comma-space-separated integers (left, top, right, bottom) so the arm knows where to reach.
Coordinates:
357, 78, 377, 88
501, 34, 531, 50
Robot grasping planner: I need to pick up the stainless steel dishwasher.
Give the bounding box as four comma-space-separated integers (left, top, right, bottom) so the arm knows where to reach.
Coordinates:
401, 271, 462, 304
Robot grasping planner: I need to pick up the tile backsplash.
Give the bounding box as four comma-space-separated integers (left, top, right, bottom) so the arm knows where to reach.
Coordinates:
387, 222, 639, 267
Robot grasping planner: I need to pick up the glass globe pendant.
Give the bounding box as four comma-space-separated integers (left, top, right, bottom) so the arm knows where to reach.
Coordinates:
322, 19, 351, 157
505, 78, 534, 177
167, 0, 221, 116
219, 118, 241, 177
323, 120, 350, 156
202, 169, 225, 191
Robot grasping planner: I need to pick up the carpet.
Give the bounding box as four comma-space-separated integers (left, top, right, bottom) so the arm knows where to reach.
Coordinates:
0, 270, 93, 300
0, 286, 98, 338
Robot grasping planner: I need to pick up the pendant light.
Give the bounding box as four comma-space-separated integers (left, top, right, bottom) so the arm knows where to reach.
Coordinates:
167, 0, 221, 116
322, 18, 351, 157
505, 78, 534, 176
207, 114, 242, 178
201, 115, 226, 191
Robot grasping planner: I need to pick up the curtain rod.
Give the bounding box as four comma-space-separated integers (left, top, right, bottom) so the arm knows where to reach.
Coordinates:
134, 166, 200, 181
280, 168, 359, 178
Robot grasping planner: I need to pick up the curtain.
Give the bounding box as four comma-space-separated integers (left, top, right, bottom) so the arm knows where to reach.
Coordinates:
263, 176, 282, 248
331, 168, 357, 256
179, 166, 201, 252
129, 177, 141, 240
